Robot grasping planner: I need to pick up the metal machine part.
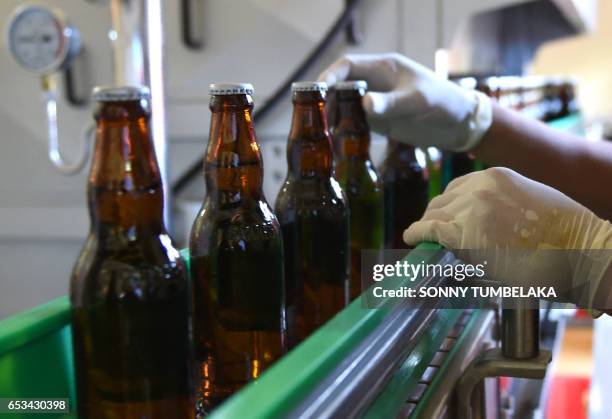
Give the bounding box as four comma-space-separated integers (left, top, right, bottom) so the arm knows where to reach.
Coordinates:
457, 307, 552, 419
457, 348, 552, 419
6, 6, 80, 75
406, 310, 497, 419
42, 76, 92, 175
502, 308, 540, 359
6, 5, 90, 175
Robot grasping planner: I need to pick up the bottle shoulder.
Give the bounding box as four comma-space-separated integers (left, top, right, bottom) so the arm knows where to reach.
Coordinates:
192, 197, 279, 226
70, 233, 187, 305
73, 231, 182, 263
337, 160, 382, 188
275, 176, 349, 222
381, 158, 426, 179
190, 197, 283, 253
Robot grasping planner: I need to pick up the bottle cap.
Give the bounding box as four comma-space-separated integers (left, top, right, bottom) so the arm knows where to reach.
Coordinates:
92, 86, 150, 102
208, 83, 254, 95
335, 80, 368, 91
291, 81, 328, 92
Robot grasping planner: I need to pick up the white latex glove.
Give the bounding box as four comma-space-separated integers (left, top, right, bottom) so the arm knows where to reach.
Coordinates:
403, 167, 612, 310
318, 53, 493, 151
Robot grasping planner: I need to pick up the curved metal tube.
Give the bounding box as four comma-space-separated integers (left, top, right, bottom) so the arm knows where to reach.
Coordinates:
43, 81, 91, 175
457, 348, 552, 419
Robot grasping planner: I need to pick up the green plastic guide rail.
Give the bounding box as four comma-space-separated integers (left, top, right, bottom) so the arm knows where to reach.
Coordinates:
362, 308, 462, 419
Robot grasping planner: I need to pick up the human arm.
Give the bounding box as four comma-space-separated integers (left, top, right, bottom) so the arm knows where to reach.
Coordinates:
319, 53, 612, 220
474, 103, 612, 221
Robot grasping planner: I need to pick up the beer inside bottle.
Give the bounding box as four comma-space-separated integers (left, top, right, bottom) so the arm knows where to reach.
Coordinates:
70, 86, 194, 418
332, 80, 384, 301
380, 140, 429, 249
275, 81, 350, 344
189, 83, 286, 413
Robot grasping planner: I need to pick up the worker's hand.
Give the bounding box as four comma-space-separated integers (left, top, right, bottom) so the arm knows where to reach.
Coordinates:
318, 53, 493, 151
403, 167, 612, 310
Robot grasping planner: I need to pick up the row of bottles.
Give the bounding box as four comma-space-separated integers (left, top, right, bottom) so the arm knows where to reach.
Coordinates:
69, 81, 429, 417
444, 75, 580, 187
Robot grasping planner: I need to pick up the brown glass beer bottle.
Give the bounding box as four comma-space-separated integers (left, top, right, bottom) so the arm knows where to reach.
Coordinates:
189, 83, 286, 413
380, 140, 429, 249
70, 86, 194, 418
275, 81, 350, 344
332, 80, 384, 300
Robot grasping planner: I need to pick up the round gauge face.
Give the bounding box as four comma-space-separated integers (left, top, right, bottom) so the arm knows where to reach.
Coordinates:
7, 6, 68, 74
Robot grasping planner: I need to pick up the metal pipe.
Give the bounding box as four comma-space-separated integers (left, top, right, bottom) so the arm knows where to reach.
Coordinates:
501, 308, 539, 359
109, 0, 170, 227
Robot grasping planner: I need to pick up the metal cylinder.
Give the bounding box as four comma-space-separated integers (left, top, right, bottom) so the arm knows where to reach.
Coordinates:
501, 308, 539, 359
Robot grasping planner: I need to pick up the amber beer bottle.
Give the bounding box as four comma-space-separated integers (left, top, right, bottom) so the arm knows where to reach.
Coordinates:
70, 86, 194, 418
332, 80, 384, 300
380, 140, 429, 249
275, 81, 350, 343
190, 83, 286, 412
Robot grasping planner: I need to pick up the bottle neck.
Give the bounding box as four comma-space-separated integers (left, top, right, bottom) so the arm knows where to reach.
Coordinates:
334, 94, 370, 160
287, 93, 333, 179
205, 94, 264, 205
88, 101, 165, 236
386, 139, 418, 163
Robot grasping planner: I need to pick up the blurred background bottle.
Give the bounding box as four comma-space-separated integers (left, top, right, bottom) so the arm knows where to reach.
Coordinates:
189, 83, 286, 413
275, 81, 350, 344
332, 80, 384, 301
70, 86, 194, 418
380, 140, 429, 249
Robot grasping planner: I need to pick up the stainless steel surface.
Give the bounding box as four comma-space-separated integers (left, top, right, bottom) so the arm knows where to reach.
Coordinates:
502, 308, 540, 359
43, 76, 92, 175
109, 0, 170, 226
292, 250, 456, 419
109, 0, 145, 86
457, 348, 552, 419
415, 310, 496, 419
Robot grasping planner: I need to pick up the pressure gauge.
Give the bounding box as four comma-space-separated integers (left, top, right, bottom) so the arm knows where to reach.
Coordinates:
6, 5, 81, 75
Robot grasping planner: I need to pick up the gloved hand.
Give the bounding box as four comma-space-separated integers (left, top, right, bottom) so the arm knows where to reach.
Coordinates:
318, 53, 493, 151
403, 167, 612, 310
